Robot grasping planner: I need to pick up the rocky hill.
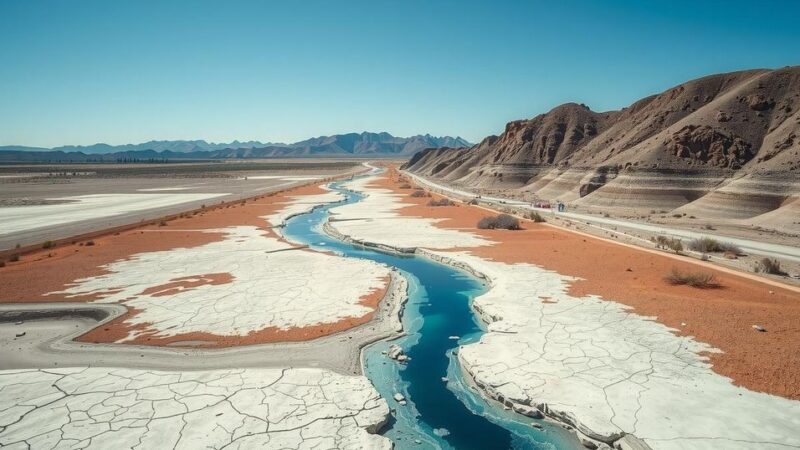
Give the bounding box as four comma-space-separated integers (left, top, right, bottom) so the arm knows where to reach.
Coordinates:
404, 66, 800, 231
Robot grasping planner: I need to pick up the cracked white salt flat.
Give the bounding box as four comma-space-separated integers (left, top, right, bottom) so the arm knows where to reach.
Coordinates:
0, 367, 391, 449
266, 188, 344, 227
328, 177, 491, 249
0, 193, 228, 236
49, 225, 390, 341
328, 175, 800, 450
434, 251, 800, 449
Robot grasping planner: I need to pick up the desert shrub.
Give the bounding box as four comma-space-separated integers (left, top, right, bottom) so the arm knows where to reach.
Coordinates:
477, 217, 495, 229
427, 198, 454, 207
9, 254, 20, 262
410, 190, 429, 198
672, 214, 682, 218
398, 183, 412, 189
468, 198, 479, 205
85, 240, 95, 247
652, 236, 683, 253
495, 214, 520, 230
755, 258, 787, 276
689, 238, 741, 254
477, 214, 521, 230
664, 268, 718, 288
528, 211, 546, 223
42, 240, 54, 249
0, 261, 4, 268
159, 220, 168, 226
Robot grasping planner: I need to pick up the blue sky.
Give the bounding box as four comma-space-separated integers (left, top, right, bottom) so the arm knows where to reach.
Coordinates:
1, 0, 798, 147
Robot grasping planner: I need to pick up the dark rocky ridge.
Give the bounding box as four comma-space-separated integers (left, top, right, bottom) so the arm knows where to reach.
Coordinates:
0, 133, 471, 162
404, 66, 800, 231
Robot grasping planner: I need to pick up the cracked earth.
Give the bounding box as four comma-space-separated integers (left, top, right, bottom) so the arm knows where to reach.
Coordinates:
35, 186, 391, 346
50, 225, 389, 344
0, 178, 394, 449
0, 367, 390, 449
328, 172, 800, 450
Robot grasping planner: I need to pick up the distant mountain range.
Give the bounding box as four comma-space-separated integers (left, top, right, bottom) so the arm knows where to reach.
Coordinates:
0, 132, 471, 162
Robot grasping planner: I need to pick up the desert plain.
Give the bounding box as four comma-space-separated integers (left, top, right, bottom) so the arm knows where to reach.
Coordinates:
0, 160, 798, 450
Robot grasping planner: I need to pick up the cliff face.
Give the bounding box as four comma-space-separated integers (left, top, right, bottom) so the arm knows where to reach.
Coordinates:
403, 66, 800, 230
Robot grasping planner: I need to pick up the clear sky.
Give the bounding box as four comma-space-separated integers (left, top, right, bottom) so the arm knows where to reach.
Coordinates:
1, 0, 799, 147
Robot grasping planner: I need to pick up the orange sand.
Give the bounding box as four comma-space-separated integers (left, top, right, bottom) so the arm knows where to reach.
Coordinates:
139, 273, 235, 297
76, 275, 390, 347
381, 167, 800, 400
0, 177, 390, 347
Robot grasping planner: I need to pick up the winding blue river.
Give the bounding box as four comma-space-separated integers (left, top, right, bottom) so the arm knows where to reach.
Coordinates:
282, 176, 579, 450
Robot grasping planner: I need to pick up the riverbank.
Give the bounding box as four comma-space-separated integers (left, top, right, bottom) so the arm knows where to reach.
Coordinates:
0, 170, 409, 350
325, 168, 800, 450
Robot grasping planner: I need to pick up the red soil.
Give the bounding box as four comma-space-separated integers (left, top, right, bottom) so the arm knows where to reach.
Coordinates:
139, 273, 235, 297
76, 275, 390, 347
380, 166, 800, 400
0, 178, 391, 348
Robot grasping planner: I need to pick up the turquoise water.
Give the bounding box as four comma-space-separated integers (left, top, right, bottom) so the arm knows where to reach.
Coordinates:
281, 178, 578, 450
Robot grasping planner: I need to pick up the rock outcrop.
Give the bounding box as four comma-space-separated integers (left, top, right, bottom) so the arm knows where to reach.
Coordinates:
403, 66, 800, 231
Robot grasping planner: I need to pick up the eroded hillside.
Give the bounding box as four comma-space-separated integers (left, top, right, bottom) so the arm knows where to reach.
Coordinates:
404, 66, 800, 232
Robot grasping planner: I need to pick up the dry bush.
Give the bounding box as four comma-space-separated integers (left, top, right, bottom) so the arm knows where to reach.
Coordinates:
652, 236, 683, 254
468, 198, 479, 205
410, 190, 430, 198
689, 237, 741, 254
9, 254, 20, 262
427, 198, 454, 207
398, 183, 412, 189
477, 214, 521, 230
159, 220, 168, 226
42, 240, 54, 249
85, 240, 95, 247
527, 211, 546, 223
755, 258, 787, 276
664, 268, 718, 288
